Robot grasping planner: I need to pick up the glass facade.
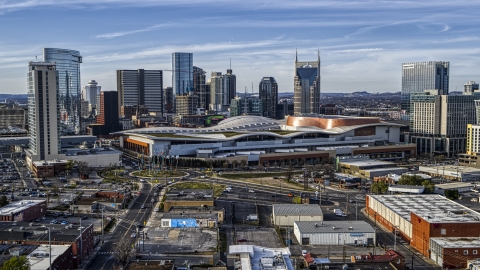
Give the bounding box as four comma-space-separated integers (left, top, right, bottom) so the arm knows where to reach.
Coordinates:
401, 61, 449, 112
259, 77, 278, 119
294, 52, 321, 115
172, 52, 193, 95
43, 48, 82, 135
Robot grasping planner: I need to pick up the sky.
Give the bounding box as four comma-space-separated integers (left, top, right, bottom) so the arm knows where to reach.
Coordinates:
0, 0, 480, 94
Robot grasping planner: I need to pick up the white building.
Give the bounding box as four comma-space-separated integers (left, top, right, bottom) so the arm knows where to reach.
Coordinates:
28, 244, 72, 270
272, 204, 323, 227
229, 245, 293, 270
81, 80, 101, 115
434, 182, 474, 194
387, 185, 425, 194
293, 221, 375, 246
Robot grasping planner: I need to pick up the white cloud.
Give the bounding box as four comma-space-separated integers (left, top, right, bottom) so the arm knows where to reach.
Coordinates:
95, 23, 173, 39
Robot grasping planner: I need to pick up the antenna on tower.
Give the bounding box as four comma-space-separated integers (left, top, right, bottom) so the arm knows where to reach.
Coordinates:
243, 86, 248, 116
230, 58, 231, 70
295, 48, 298, 62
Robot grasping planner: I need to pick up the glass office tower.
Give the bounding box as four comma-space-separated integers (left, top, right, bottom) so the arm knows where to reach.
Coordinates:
43, 48, 82, 135
172, 52, 193, 95
401, 61, 449, 112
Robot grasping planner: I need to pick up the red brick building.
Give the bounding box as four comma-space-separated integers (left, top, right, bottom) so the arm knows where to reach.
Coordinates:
0, 200, 47, 222
0, 222, 94, 268
430, 238, 480, 268
366, 194, 480, 268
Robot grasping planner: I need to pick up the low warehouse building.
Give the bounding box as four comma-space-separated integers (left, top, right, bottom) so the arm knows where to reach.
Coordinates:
430, 237, 480, 269
293, 221, 375, 246
0, 200, 46, 222
434, 182, 474, 194
272, 204, 323, 226
366, 194, 480, 258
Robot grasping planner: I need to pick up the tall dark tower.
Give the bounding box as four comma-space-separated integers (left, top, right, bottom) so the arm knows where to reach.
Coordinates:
259, 77, 278, 119
294, 49, 321, 115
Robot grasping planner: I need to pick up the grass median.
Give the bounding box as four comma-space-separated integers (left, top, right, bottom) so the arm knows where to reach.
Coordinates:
170, 181, 226, 197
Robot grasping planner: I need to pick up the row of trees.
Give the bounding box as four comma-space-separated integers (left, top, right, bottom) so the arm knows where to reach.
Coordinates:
370, 175, 436, 194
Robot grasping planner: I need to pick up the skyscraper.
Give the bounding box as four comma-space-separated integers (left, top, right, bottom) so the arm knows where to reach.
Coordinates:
172, 52, 193, 95
409, 90, 477, 157
209, 72, 227, 112
225, 68, 236, 104
294, 50, 320, 115
43, 48, 82, 135
259, 77, 278, 118
193, 66, 207, 110
464, 81, 479, 94
401, 61, 449, 111
81, 80, 101, 115
26, 62, 61, 162
117, 69, 163, 116
88, 91, 122, 136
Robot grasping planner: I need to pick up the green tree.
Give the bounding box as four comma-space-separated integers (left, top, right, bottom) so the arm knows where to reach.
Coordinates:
444, 189, 460, 200
398, 175, 424, 185
422, 180, 435, 194
1, 255, 30, 270
0, 195, 8, 207
370, 182, 389, 194
292, 197, 302, 204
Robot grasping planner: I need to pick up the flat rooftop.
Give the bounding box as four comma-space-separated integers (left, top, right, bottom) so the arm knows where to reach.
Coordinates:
273, 204, 323, 216
0, 221, 92, 243
229, 245, 293, 270
369, 195, 480, 223
28, 245, 71, 270
0, 200, 45, 216
339, 159, 397, 167
294, 221, 374, 234
431, 237, 480, 248
420, 165, 480, 174
435, 182, 474, 189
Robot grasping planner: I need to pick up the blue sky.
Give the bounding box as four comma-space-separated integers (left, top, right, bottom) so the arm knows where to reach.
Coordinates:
1, 0, 480, 94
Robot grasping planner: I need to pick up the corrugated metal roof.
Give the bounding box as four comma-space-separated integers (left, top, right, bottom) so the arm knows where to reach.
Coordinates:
295, 221, 375, 234
273, 204, 323, 216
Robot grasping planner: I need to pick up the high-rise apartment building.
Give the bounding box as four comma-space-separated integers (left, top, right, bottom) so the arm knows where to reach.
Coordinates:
117, 69, 163, 116
176, 93, 199, 116
259, 77, 278, 119
209, 70, 236, 112
401, 61, 449, 111
225, 68, 236, 104
88, 91, 122, 136
193, 66, 207, 110
464, 81, 479, 94
409, 90, 478, 157
43, 48, 82, 135
164, 87, 174, 113
294, 51, 320, 115
26, 62, 61, 162
172, 52, 193, 95
230, 96, 262, 117
81, 80, 101, 115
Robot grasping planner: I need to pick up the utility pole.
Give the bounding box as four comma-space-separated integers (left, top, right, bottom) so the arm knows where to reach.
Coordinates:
101, 207, 104, 244
48, 227, 52, 270
343, 234, 346, 263
346, 193, 349, 215
355, 201, 358, 220
79, 218, 83, 267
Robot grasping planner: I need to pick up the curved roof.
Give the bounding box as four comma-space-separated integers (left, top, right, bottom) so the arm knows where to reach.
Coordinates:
114, 115, 405, 141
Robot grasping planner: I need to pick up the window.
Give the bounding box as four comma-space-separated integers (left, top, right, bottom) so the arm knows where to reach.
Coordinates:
162, 221, 169, 227
455, 250, 458, 253
464, 250, 469, 255
441, 229, 446, 235
474, 250, 478, 255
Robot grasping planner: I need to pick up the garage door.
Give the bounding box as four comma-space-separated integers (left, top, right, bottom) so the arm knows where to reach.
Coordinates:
302, 237, 310, 245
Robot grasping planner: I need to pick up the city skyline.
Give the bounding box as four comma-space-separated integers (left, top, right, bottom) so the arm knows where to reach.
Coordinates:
0, 1, 480, 94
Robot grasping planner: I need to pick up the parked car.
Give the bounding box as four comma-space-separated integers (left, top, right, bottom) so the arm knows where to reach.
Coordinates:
237, 239, 248, 242
131, 233, 136, 238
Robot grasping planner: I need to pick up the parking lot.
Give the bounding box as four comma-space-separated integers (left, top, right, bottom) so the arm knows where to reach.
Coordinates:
235, 227, 282, 248
141, 227, 218, 254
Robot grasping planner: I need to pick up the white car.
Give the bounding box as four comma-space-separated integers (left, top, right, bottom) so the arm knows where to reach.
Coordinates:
248, 189, 255, 193
131, 233, 136, 238
154, 208, 159, 212
139, 179, 145, 182
141, 204, 145, 209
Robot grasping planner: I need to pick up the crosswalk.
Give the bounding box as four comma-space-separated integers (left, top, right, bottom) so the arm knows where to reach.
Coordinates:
97, 251, 118, 255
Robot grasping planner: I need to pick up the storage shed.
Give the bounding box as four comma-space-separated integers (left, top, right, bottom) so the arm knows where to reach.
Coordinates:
272, 204, 323, 226
293, 221, 375, 246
